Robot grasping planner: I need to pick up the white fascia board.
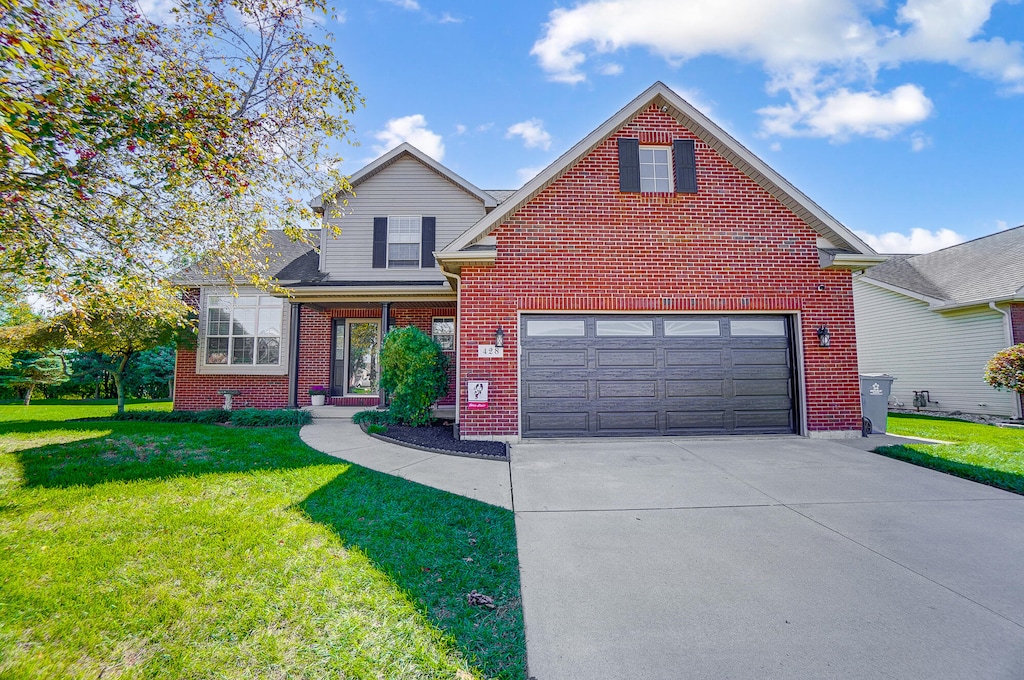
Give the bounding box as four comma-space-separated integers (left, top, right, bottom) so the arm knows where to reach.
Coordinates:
929, 294, 1024, 313
823, 253, 890, 270
442, 81, 875, 255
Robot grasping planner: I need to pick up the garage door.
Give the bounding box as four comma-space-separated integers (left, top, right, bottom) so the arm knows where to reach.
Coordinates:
521, 315, 796, 437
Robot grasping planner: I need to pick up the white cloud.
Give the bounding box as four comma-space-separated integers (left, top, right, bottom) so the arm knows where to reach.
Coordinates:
855, 227, 964, 253
598, 62, 624, 76
137, 0, 179, 22
910, 131, 932, 151
516, 165, 548, 185
531, 0, 1024, 139
476, 123, 494, 133
439, 12, 463, 24
996, 219, 1008, 231
373, 115, 445, 160
770, 142, 782, 152
759, 84, 934, 139
506, 119, 553, 150
381, 0, 420, 10
454, 123, 467, 135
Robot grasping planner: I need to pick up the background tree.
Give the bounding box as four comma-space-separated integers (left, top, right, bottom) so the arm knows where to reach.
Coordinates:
124, 344, 176, 398
985, 344, 1024, 402
0, 351, 68, 404
1, 0, 361, 315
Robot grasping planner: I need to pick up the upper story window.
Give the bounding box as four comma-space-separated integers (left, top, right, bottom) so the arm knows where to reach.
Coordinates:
205, 294, 283, 366
639, 147, 673, 193
387, 215, 421, 268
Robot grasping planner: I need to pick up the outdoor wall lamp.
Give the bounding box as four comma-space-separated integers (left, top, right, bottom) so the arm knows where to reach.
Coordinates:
494, 326, 505, 348
817, 325, 831, 348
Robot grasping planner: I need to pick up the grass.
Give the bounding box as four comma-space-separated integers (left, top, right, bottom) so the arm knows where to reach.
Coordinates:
0, 403, 524, 679
875, 413, 1024, 495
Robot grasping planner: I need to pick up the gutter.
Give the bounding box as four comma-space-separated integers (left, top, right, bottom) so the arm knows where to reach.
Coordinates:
819, 251, 889, 270
989, 302, 1022, 420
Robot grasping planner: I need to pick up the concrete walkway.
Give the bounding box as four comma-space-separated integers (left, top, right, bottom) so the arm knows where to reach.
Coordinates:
300, 413, 1024, 679
299, 407, 512, 509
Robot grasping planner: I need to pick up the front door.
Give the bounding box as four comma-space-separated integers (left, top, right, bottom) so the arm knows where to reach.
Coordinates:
332, 320, 380, 396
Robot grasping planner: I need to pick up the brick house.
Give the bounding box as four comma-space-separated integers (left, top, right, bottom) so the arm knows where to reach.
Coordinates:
175, 82, 884, 440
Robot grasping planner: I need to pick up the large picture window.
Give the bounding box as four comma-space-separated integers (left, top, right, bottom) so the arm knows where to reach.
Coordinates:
388, 215, 421, 268
205, 294, 284, 366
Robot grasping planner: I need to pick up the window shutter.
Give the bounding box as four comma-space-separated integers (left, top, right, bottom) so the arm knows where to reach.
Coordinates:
618, 138, 641, 192
673, 139, 697, 194
421, 216, 436, 268
372, 217, 387, 268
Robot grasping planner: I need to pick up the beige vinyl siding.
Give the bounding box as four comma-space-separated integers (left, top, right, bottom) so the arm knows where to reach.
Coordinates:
320, 157, 487, 281
853, 278, 1015, 416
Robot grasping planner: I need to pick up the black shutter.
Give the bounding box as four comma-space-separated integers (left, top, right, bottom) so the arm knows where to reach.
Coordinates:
421, 216, 436, 268
372, 217, 387, 268
618, 138, 640, 192
674, 139, 697, 194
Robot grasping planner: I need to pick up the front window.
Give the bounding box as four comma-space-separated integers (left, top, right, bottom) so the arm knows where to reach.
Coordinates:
205, 294, 283, 366
639, 146, 673, 193
388, 215, 421, 268
432, 317, 455, 350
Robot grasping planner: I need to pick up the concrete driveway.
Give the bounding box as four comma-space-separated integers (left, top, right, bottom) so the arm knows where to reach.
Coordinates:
510, 436, 1024, 679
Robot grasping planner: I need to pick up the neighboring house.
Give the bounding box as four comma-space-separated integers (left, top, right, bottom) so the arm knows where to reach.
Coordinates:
853, 226, 1024, 419
175, 81, 885, 440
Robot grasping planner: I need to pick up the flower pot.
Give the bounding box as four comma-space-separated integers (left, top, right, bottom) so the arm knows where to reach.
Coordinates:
310, 394, 326, 407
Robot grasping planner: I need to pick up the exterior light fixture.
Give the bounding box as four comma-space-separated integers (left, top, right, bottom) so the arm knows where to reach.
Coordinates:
495, 326, 505, 348
817, 325, 831, 347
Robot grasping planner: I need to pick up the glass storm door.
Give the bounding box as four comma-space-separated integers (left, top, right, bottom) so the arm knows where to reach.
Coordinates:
345, 320, 380, 395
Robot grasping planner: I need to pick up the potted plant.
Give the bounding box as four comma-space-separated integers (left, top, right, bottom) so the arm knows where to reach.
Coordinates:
308, 385, 329, 406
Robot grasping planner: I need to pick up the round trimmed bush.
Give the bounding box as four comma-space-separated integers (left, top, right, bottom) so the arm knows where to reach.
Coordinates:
379, 326, 450, 426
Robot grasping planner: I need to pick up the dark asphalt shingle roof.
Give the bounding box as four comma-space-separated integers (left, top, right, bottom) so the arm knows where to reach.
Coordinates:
178, 230, 322, 285
862, 224, 1024, 304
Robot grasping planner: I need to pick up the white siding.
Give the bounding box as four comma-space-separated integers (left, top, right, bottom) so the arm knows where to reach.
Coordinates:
853, 278, 1015, 416
320, 157, 487, 281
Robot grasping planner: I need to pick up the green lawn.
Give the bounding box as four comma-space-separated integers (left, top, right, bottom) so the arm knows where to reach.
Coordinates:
0, 403, 524, 679
876, 413, 1024, 495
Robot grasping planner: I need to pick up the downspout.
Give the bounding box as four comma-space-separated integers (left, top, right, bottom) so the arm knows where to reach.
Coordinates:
990, 302, 1022, 419
441, 270, 462, 429
288, 302, 302, 408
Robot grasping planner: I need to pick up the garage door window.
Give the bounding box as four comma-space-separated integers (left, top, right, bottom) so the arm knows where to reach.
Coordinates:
526, 319, 586, 336
664, 319, 721, 336
730, 318, 787, 336
596, 319, 653, 336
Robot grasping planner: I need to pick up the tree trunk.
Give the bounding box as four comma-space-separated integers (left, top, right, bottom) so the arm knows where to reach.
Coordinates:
22, 385, 33, 406
112, 353, 132, 414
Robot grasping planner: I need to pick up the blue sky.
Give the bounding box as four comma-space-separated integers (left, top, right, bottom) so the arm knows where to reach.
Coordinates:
327, 0, 1024, 253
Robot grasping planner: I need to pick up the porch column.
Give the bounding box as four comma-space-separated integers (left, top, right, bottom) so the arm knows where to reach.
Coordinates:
288, 302, 302, 408
378, 302, 390, 406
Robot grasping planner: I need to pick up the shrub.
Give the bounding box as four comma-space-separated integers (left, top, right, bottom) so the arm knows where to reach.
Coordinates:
352, 409, 394, 425
984, 344, 1024, 395
366, 423, 387, 435
379, 326, 450, 427
308, 385, 330, 396
110, 408, 310, 426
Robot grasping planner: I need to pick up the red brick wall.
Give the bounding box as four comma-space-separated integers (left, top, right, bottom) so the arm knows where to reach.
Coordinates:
457, 105, 862, 437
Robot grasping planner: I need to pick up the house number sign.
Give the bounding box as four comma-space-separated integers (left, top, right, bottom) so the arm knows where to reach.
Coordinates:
477, 344, 504, 358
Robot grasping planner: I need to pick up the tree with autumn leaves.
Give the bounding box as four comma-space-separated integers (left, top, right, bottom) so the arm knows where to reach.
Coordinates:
1, 0, 361, 315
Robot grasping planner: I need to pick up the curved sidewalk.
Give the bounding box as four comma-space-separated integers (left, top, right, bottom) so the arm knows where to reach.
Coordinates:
299, 407, 513, 509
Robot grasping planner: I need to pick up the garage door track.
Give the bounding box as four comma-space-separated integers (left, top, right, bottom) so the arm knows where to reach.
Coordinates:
510, 436, 1024, 679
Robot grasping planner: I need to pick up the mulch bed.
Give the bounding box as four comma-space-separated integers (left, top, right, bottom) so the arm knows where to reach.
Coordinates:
362, 421, 509, 461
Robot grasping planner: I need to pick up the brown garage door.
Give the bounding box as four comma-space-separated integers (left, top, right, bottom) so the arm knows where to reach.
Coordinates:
520, 315, 797, 437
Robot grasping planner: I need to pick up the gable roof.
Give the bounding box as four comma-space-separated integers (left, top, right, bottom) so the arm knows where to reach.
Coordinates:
859, 224, 1024, 308
441, 81, 875, 256
312, 142, 497, 212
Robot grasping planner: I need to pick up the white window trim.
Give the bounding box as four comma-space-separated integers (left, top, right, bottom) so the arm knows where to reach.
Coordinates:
639, 145, 674, 193
195, 287, 290, 376
387, 215, 422, 269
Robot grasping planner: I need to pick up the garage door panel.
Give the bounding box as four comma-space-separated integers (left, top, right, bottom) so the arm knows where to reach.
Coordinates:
665, 349, 723, 366
665, 380, 725, 397
597, 411, 658, 432
597, 381, 658, 398
527, 350, 587, 368
525, 412, 589, 433
596, 349, 656, 367
733, 378, 790, 396
521, 315, 796, 437
527, 381, 588, 399
665, 411, 727, 430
